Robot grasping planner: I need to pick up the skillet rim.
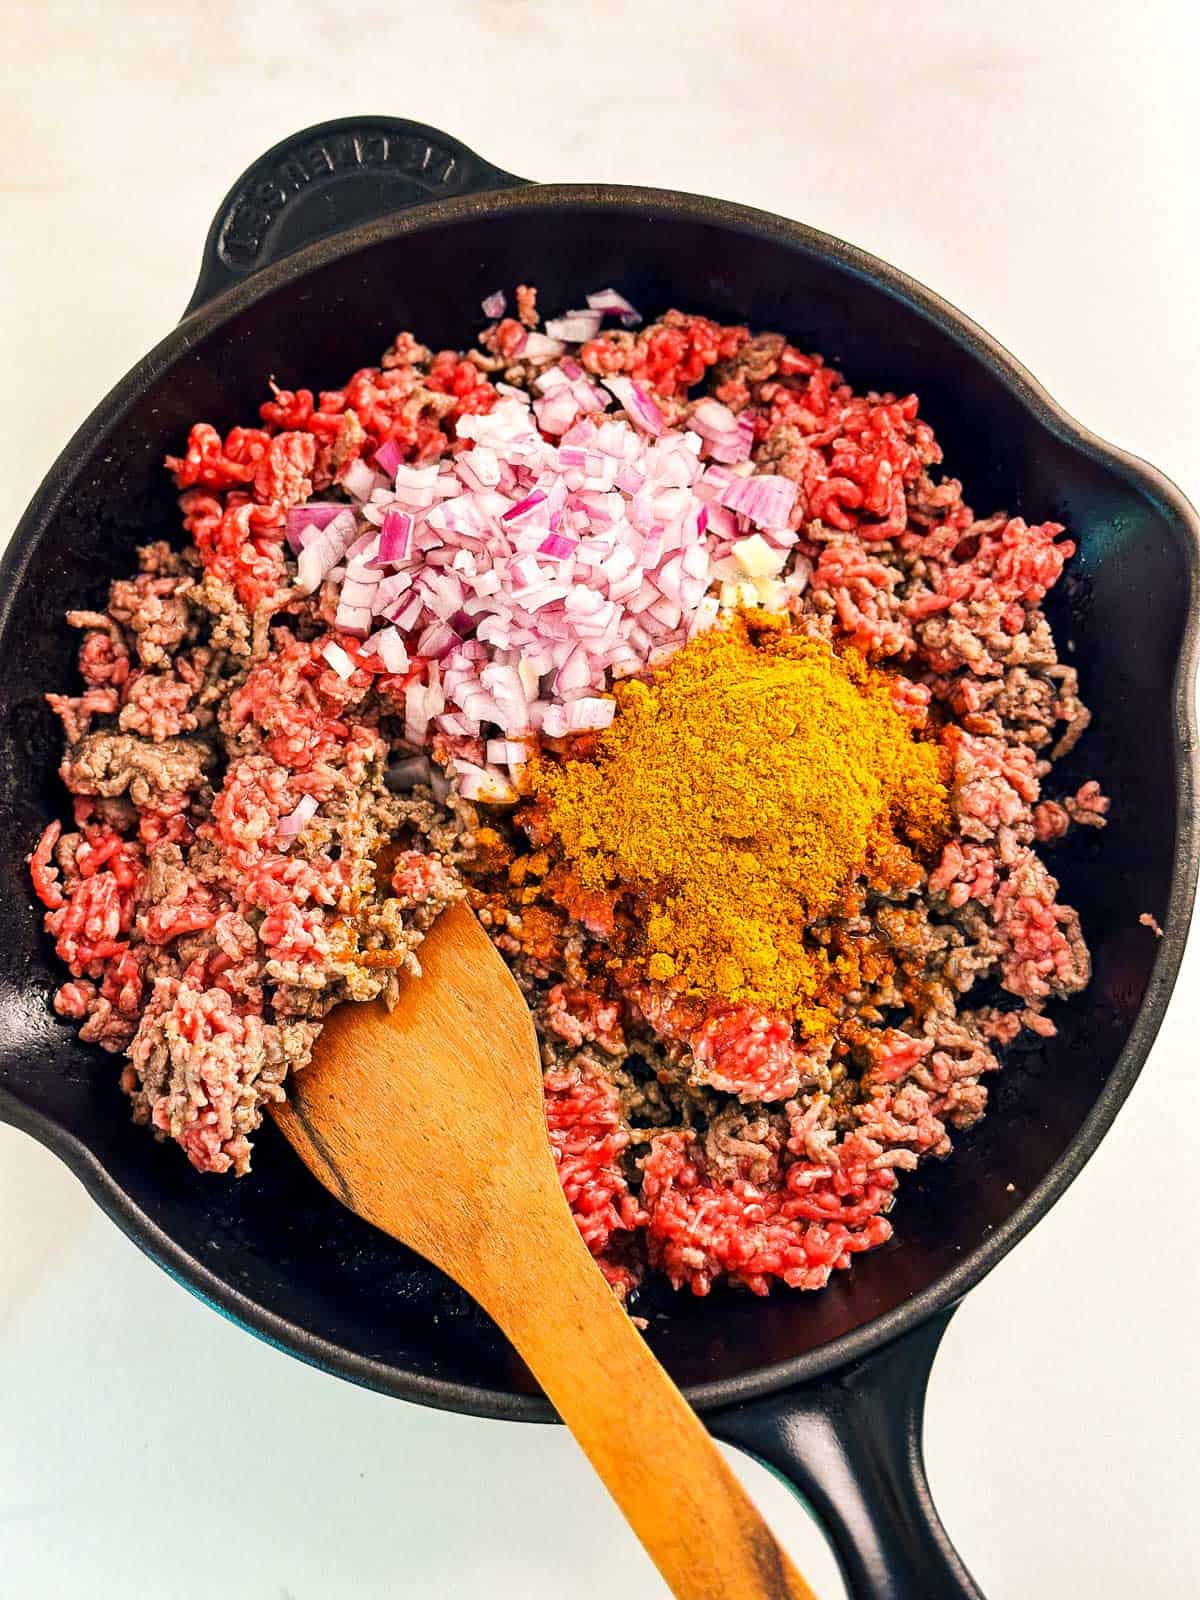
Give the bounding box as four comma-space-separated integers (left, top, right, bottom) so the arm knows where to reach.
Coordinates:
1, 182, 1196, 1420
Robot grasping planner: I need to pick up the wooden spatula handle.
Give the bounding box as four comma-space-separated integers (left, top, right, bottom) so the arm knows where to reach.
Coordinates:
468, 1211, 818, 1600
272, 904, 819, 1599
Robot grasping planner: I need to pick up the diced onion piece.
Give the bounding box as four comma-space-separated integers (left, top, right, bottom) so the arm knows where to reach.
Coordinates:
533, 388, 581, 436
375, 626, 409, 674
690, 397, 737, 436
344, 529, 381, 572
787, 555, 814, 596
459, 446, 501, 489
690, 594, 722, 635
545, 311, 604, 342
453, 761, 517, 804
486, 738, 528, 767
566, 697, 615, 731
321, 640, 357, 679
285, 502, 345, 553
586, 287, 642, 326
603, 376, 664, 437
276, 793, 319, 846
688, 398, 755, 467
333, 603, 372, 637
481, 290, 507, 319
417, 622, 460, 659
296, 546, 326, 595
517, 657, 542, 700
375, 508, 413, 565
340, 576, 379, 608
341, 458, 377, 501
718, 473, 797, 529
388, 592, 423, 632
502, 489, 547, 523
374, 437, 405, 478
393, 464, 441, 490
732, 534, 786, 578
522, 333, 566, 362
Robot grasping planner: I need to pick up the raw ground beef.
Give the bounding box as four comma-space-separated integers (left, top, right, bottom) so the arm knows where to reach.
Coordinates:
31, 293, 1105, 1297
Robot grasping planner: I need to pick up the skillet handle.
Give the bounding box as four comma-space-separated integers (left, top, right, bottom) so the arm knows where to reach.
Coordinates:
709, 1307, 985, 1600
184, 116, 528, 317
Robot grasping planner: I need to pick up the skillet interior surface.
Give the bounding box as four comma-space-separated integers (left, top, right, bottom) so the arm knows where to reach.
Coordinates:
0, 192, 1194, 1417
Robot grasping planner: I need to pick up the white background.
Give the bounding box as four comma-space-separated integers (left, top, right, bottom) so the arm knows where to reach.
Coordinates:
2, 3, 1197, 1596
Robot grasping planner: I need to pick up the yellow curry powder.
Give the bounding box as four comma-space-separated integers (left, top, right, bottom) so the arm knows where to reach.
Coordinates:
527, 614, 949, 1027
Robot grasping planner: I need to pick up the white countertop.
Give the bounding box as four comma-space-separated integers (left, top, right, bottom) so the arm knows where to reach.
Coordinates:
2, 3, 1197, 1596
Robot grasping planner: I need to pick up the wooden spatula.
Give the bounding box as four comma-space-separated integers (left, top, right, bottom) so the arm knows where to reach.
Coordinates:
272, 899, 816, 1600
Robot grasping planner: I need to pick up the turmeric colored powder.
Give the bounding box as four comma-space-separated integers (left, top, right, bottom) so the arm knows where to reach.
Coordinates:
527, 614, 949, 1026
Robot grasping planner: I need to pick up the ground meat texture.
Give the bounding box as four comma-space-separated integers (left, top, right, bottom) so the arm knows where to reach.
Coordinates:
514, 284, 538, 328
123, 979, 297, 1176
118, 669, 202, 740
702, 1105, 786, 1187
192, 573, 253, 657
107, 573, 197, 668
61, 732, 213, 806
639, 1123, 895, 1297
544, 1056, 644, 1296
32, 299, 1101, 1302
46, 688, 121, 744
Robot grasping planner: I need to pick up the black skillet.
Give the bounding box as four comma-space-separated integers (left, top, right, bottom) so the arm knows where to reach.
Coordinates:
1, 118, 1196, 1600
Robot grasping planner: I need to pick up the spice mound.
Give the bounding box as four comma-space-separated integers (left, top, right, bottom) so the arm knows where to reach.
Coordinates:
529, 615, 949, 1026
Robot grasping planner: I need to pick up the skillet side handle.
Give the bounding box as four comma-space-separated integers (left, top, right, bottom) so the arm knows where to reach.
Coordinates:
709, 1307, 985, 1600
184, 116, 529, 317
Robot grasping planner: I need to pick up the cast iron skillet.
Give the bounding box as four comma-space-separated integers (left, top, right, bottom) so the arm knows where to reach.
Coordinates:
1, 117, 1197, 1600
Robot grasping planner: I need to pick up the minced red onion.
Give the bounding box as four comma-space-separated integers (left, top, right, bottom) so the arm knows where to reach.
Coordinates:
586, 287, 642, 327
533, 388, 581, 436
334, 603, 373, 636
690, 398, 735, 436
460, 446, 501, 489
373, 626, 409, 674
486, 738, 528, 768
521, 333, 567, 362
453, 760, 517, 804
689, 399, 755, 466
373, 437, 405, 478
545, 310, 604, 342
340, 577, 379, 609
502, 489, 547, 524
603, 376, 665, 437
375, 508, 413, 564
417, 621, 459, 659
481, 290, 506, 319
388, 592, 423, 632
321, 640, 356, 679
276, 796, 320, 838
718, 472, 797, 530
291, 360, 803, 796
341, 458, 378, 501
276, 793, 319, 847
285, 502, 345, 553
296, 512, 356, 594
343, 531, 380, 575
